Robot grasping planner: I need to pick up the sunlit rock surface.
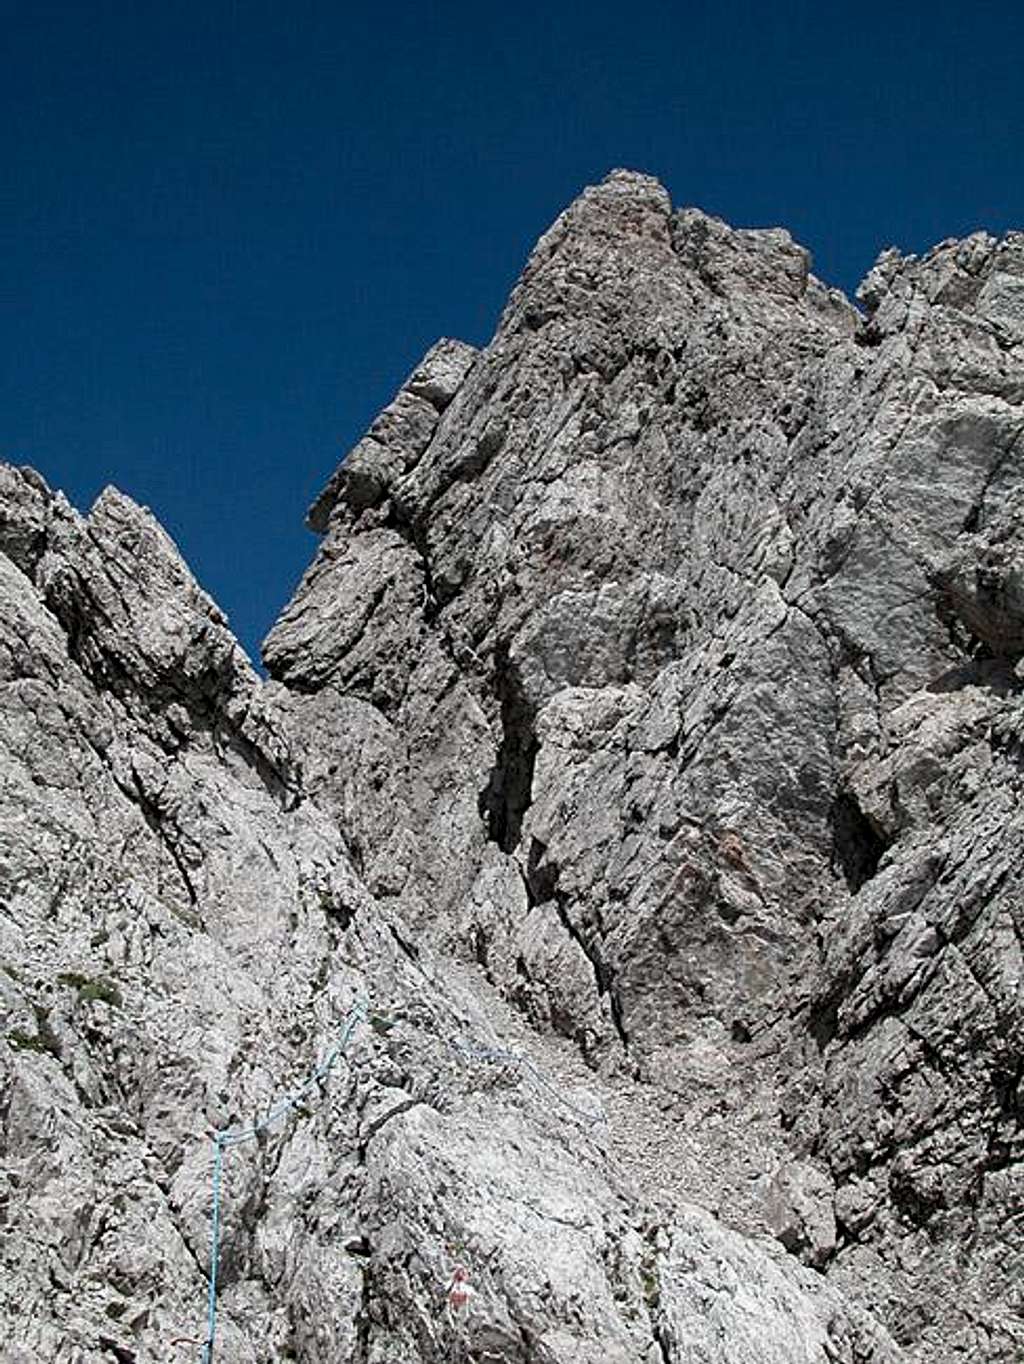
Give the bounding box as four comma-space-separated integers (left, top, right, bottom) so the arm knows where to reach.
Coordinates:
3, 171, 1024, 1361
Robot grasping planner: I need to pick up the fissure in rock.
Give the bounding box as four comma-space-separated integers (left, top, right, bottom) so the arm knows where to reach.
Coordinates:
829, 792, 887, 893
478, 644, 538, 853
525, 839, 630, 1051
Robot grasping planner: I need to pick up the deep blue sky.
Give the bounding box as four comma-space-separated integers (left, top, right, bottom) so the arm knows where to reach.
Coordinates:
3, 1, 1022, 663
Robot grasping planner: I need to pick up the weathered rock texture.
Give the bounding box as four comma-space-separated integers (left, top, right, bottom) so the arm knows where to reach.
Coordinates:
2, 170, 1022, 1362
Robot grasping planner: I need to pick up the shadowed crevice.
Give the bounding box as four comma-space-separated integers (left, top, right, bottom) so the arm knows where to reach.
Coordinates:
829, 792, 887, 893
478, 643, 538, 853
524, 839, 630, 1051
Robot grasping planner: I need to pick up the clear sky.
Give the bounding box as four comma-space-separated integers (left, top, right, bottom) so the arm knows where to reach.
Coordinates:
3, 0, 1022, 663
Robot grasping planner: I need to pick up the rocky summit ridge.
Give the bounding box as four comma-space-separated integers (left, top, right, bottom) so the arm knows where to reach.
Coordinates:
1, 169, 1023, 1363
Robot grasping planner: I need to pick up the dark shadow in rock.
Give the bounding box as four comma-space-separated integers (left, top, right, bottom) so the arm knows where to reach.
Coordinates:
477, 644, 538, 853
926, 657, 1022, 696
808, 996, 840, 1052
829, 793, 887, 893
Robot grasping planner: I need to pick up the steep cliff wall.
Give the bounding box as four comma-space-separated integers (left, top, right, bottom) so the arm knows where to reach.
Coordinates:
2, 170, 1022, 1362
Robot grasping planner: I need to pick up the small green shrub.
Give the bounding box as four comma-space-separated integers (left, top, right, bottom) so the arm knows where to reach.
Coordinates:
57, 972, 123, 1008
57, 971, 90, 990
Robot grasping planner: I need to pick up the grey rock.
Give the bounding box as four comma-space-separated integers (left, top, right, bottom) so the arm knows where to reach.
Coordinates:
763, 1159, 838, 1269
266, 171, 1024, 1360
305, 337, 478, 532
4, 168, 1024, 1361
0, 465, 896, 1363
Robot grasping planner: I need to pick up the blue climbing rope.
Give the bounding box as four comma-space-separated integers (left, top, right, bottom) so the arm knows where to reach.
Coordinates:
199, 998, 367, 1363
201, 1138, 224, 1364
449, 1034, 606, 1127
40, 834, 605, 1351
194, 991, 604, 1358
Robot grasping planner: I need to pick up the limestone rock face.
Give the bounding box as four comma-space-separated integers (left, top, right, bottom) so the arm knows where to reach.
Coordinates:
1, 171, 1022, 1362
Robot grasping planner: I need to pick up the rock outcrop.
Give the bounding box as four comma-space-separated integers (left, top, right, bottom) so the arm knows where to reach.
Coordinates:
2, 170, 1022, 1362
